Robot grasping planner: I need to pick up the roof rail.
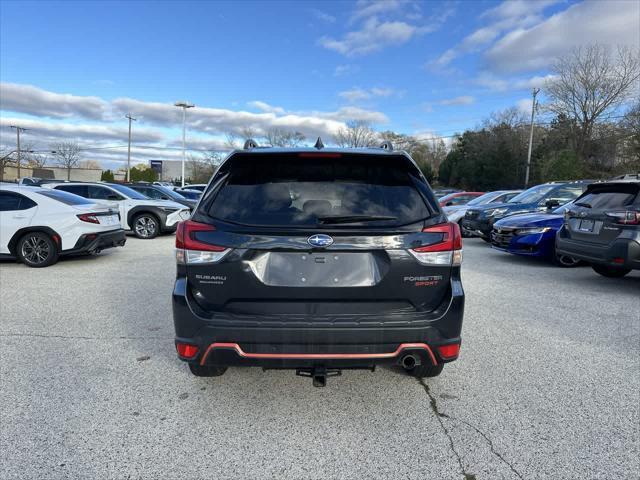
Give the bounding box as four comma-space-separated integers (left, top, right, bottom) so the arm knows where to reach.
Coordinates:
314, 137, 324, 149
379, 141, 394, 151
243, 139, 259, 150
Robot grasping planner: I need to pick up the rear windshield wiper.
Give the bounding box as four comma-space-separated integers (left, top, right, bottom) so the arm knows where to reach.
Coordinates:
317, 214, 397, 224
574, 202, 592, 208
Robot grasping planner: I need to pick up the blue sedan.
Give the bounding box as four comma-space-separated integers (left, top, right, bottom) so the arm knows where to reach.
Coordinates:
490, 205, 581, 267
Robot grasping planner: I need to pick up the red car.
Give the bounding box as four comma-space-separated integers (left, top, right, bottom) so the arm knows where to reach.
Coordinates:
439, 191, 485, 207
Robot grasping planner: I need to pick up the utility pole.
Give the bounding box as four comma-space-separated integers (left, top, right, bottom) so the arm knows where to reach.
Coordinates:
174, 101, 195, 187
10, 125, 27, 179
525, 88, 540, 188
125, 114, 137, 182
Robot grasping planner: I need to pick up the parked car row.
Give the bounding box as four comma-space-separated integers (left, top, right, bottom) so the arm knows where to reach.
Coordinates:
443, 179, 639, 278
1, 181, 194, 267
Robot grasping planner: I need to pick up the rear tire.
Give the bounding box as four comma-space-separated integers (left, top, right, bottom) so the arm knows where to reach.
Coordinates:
16, 232, 59, 268
406, 363, 444, 378
188, 363, 227, 377
591, 264, 631, 278
132, 213, 159, 239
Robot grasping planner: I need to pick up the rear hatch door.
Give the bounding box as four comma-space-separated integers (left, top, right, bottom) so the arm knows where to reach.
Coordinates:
564, 183, 639, 244
186, 152, 453, 316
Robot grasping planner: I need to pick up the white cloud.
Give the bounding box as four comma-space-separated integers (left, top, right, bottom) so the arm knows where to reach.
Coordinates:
339, 88, 372, 102
338, 87, 398, 102
0, 82, 108, 120
311, 8, 336, 23
351, 0, 408, 23
439, 96, 475, 106
512, 74, 558, 90
472, 72, 558, 92
430, 0, 559, 70
485, 0, 640, 73
516, 98, 533, 115
319, 17, 428, 57
0, 83, 390, 168
0, 116, 165, 143
333, 64, 360, 77
315, 106, 389, 124
247, 101, 285, 114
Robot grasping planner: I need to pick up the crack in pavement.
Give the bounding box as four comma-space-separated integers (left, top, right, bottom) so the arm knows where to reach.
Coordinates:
418, 378, 524, 480
418, 378, 476, 480
0, 333, 172, 340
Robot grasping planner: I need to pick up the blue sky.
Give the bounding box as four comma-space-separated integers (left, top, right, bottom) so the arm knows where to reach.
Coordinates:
1, 0, 638, 168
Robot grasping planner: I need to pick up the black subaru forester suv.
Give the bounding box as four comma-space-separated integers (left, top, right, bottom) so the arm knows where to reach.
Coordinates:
172, 142, 464, 386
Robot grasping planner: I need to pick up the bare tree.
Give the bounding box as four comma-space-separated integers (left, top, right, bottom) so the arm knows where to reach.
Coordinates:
240, 126, 258, 142
379, 131, 418, 151
617, 101, 640, 170
224, 132, 240, 150
0, 146, 16, 182
334, 120, 379, 147
264, 128, 306, 147
545, 45, 640, 160
51, 142, 81, 180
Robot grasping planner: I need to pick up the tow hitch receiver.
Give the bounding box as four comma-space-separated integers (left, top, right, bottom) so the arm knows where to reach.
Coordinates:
296, 367, 342, 387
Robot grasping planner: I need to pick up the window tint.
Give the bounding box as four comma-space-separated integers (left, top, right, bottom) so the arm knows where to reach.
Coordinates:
141, 187, 165, 200
88, 185, 122, 200
0, 191, 37, 211
208, 155, 430, 227
509, 184, 557, 204
504, 192, 521, 202
107, 183, 147, 199
36, 189, 92, 205
549, 186, 584, 204
468, 192, 503, 206
577, 190, 638, 210
56, 184, 88, 197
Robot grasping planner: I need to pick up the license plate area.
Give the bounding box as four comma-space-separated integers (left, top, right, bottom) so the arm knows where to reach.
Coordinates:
578, 219, 595, 232
99, 215, 119, 226
249, 251, 381, 287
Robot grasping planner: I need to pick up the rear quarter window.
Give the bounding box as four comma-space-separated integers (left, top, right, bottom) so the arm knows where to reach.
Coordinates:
208, 154, 431, 227
37, 189, 93, 205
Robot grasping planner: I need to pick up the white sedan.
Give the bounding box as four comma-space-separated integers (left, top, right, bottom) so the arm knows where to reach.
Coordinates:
0, 185, 126, 267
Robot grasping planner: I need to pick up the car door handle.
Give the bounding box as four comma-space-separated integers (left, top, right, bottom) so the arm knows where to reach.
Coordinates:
13, 214, 27, 219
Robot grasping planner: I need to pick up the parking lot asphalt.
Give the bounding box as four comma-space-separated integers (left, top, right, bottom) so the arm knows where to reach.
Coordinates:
1, 236, 638, 480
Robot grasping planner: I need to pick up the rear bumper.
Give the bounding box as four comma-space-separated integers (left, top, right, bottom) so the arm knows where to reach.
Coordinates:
556, 235, 640, 270
172, 277, 465, 369
64, 229, 126, 255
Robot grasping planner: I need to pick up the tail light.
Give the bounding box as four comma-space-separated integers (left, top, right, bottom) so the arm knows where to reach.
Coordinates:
77, 213, 100, 224
176, 343, 199, 359
605, 210, 640, 225
409, 222, 463, 266
438, 343, 460, 360
175, 220, 230, 264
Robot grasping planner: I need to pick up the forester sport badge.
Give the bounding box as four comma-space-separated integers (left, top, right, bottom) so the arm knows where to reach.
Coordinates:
307, 234, 334, 247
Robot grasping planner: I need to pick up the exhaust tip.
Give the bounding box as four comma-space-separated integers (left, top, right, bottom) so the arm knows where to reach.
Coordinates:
401, 354, 418, 370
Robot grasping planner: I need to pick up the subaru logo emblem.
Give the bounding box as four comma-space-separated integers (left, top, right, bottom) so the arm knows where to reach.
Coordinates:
307, 234, 333, 248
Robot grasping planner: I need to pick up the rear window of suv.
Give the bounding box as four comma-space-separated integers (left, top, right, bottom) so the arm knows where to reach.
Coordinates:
577, 185, 638, 209
208, 154, 430, 227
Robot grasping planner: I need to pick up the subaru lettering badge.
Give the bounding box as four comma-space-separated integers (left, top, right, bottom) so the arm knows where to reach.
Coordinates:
307, 234, 334, 248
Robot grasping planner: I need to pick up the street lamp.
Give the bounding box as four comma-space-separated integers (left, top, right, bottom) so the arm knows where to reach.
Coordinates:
174, 101, 195, 187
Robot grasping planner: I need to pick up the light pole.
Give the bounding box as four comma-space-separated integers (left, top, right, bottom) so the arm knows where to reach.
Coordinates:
10, 125, 27, 179
524, 88, 540, 188
174, 101, 195, 187
125, 113, 137, 182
